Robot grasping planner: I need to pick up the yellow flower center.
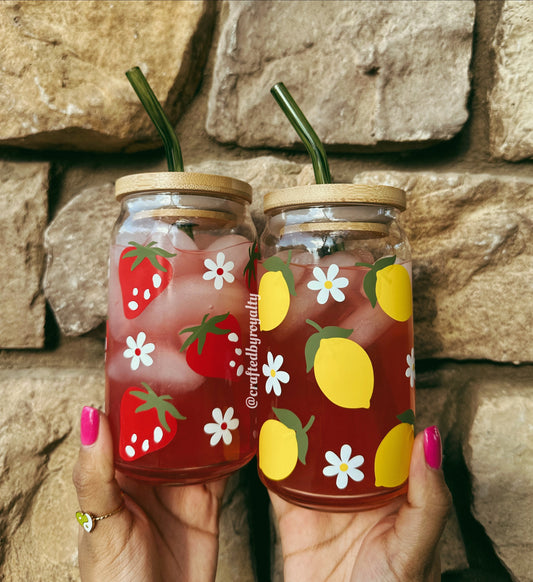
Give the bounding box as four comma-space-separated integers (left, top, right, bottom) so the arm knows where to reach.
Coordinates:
324, 280, 333, 289
270, 369, 276, 377
339, 463, 349, 472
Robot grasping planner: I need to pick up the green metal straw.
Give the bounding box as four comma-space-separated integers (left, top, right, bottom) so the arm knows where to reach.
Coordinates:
270, 82, 331, 184
126, 66, 184, 172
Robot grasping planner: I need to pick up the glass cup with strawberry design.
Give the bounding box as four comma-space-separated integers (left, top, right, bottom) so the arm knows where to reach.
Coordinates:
105, 172, 260, 484
256, 184, 416, 511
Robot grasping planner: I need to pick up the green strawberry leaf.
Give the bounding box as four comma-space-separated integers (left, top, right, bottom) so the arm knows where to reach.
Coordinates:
179, 313, 231, 354
123, 241, 176, 272
131, 383, 186, 432
396, 409, 415, 425
243, 240, 261, 288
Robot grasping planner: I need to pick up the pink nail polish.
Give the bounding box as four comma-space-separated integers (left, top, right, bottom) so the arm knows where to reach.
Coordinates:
80, 406, 100, 446
424, 426, 442, 470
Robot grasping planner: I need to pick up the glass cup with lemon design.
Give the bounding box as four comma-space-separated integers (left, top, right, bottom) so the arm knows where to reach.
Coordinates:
256, 183, 415, 511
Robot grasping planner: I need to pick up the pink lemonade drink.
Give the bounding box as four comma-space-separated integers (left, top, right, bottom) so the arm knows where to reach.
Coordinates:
256, 184, 415, 511
105, 173, 259, 484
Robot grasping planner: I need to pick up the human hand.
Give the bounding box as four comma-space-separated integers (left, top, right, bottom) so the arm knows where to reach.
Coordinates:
271, 426, 451, 582
72, 406, 226, 582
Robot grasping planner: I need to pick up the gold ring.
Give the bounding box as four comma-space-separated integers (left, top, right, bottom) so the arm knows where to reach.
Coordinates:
75, 499, 125, 533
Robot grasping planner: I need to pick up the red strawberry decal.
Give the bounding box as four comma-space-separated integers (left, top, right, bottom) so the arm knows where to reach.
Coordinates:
119, 382, 185, 461
119, 241, 176, 319
179, 313, 245, 380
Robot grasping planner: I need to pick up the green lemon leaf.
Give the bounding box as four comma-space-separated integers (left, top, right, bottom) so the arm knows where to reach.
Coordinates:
362, 270, 378, 307
304, 321, 353, 371
320, 326, 353, 340
356, 256, 396, 307
263, 255, 296, 295
272, 408, 315, 466
281, 263, 296, 296
396, 409, 415, 425
374, 255, 397, 272
263, 256, 287, 271
304, 333, 321, 372
272, 407, 303, 432
296, 415, 315, 464
296, 430, 310, 464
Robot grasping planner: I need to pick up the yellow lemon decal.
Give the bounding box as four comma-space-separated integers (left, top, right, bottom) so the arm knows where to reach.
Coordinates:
374, 410, 415, 487
259, 419, 298, 480
257, 255, 296, 331
314, 337, 373, 408
258, 408, 315, 481
258, 271, 290, 331
376, 264, 412, 322
305, 320, 374, 409
356, 255, 413, 322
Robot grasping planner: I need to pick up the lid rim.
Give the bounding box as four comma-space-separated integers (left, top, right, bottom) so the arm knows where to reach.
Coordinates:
281, 221, 389, 236
114, 172, 252, 203
263, 183, 406, 212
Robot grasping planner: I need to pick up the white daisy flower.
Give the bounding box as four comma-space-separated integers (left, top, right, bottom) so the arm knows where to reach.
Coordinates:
405, 348, 415, 388
204, 407, 239, 446
262, 351, 290, 396
203, 252, 235, 290
123, 332, 155, 371
323, 444, 364, 489
307, 264, 349, 304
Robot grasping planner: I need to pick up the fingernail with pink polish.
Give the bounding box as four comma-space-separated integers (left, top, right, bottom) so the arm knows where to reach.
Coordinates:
80, 406, 100, 447
424, 426, 442, 470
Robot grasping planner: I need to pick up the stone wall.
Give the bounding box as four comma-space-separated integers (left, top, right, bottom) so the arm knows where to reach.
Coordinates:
0, 1, 531, 581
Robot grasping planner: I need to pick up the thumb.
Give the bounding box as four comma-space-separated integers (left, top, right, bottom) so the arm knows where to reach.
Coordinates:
72, 407, 130, 538
392, 426, 452, 577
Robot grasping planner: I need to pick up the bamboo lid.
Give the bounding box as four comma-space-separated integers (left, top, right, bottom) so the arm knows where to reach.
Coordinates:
281, 221, 389, 238
133, 208, 235, 226
115, 172, 252, 203
263, 183, 406, 213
